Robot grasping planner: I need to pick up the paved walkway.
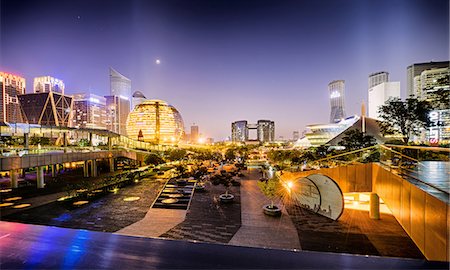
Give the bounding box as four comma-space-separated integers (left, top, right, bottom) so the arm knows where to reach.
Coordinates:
117, 208, 187, 238
229, 171, 301, 250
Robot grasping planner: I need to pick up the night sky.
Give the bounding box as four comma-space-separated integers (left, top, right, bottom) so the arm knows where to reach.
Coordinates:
1, 0, 448, 140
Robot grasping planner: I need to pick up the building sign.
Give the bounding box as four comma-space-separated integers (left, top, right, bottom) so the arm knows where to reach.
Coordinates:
330, 91, 341, 98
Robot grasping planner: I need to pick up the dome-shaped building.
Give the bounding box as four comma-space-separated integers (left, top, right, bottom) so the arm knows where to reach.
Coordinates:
126, 99, 185, 144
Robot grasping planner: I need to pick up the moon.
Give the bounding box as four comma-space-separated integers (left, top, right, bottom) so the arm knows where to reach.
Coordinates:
155, 59, 161, 65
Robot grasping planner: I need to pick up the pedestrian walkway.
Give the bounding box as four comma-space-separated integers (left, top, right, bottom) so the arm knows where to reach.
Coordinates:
116, 208, 187, 238
229, 171, 301, 250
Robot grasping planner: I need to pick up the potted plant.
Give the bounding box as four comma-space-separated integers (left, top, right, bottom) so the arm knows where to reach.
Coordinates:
211, 172, 234, 203
257, 175, 282, 216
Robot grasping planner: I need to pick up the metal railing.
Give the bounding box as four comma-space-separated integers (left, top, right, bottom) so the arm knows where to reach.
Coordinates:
286, 144, 449, 197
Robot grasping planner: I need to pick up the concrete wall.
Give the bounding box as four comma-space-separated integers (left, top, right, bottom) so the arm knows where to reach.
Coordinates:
282, 163, 372, 193
372, 163, 449, 262
282, 163, 449, 261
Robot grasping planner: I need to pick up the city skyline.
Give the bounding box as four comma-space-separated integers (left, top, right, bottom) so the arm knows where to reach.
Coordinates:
1, 0, 448, 140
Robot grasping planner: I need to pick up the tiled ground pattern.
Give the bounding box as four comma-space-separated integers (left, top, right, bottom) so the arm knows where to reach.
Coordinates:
286, 204, 424, 258
160, 181, 241, 244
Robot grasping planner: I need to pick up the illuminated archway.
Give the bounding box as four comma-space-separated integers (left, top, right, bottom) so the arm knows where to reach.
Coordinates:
290, 174, 344, 220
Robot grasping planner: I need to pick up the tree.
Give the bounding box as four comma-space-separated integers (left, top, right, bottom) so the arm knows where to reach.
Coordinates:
377, 97, 431, 144
166, 149, 187, 162
225, 148, 236, 161
257, 175, 282, 209
145, 153, 165, 166
338, 129, 377, 151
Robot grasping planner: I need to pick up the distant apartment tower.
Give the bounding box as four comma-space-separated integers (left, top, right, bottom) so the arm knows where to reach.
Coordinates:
0, 72, 26, 123
110, 68, 131, 100
231, 120, 248, 142
105, 95, 130, 135
368, 82, 401, 119
190, 124, 199, 144
257, 120, 275, 142
131, 90, 147, 110
72, 93, 107, 129
329, 80, 346, 123
407, 61, 449, 98
293, 131, 300, 141
368, 71, 400, 119
33, 76, 65, 94
19, 76, 73, 126
368, 71, 389, 88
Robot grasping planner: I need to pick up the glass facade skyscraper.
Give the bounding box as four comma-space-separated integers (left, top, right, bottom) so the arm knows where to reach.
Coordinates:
329, 80, 346, 123
231, 120, 248, 142
110, 68, 131, 100
257, 120, 275, 142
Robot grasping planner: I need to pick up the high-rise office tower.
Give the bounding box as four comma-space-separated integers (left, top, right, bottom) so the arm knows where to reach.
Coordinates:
368, 71, 389, 88
414, 66, 450, 144
110, 68, 131, 100
257, 120, 275, 142
33, 76, 65, 94
105, 95, 130, 135
418, 67, 449, 100
407, 61, 449, 98
367, 71, 400, 120
108, 68, 131, 135
0, 72, 26, 124
72, 93, 107, 129
329, 80, 346, 123
231, 120, 248, 142
19, 76, 72, 126
368, 82, 400, 119
190, 124, 199, 144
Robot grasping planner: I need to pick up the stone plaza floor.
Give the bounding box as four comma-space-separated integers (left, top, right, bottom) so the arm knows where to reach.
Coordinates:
2, 169, 428, 260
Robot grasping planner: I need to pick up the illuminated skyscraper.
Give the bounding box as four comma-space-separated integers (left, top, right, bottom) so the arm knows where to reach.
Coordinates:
108, 68, 131, 135
407, 61, 449, 98
0, 72, 26, 124
33, 76, 65, 94
231, 120, 248, 142
105, 95, 130, 135
110, 68, 131, 100
417, 66, 450, 144
257, 120, 275, 142
72, 93, 107, 129
329, 80, 346, 123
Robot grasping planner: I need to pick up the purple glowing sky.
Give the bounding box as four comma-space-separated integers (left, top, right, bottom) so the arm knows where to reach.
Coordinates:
1, 0, 448, 140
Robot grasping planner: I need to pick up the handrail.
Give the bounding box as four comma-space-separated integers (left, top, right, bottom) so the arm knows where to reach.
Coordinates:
312, 145, 379, 163
384, 144, 450, 152
379, 145, 419, 163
